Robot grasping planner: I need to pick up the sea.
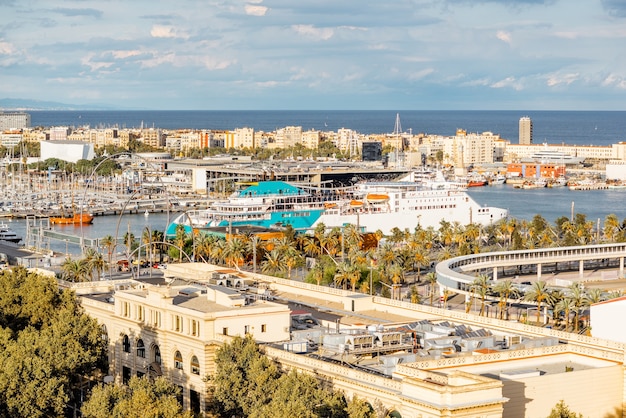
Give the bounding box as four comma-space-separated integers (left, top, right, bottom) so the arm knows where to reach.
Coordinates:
8, 110, 626, 255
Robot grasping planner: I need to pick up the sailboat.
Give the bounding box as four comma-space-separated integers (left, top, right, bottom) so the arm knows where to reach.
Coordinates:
50, 211, 94, 225
49, 194, 94, 225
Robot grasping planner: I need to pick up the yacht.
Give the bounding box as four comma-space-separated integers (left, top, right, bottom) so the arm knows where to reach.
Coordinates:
0, 222, 22, 243
528, 143, 585, 165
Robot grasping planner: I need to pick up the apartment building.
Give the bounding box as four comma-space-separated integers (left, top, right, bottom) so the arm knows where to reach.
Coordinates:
443, 130, 498, 168
233, 127, 255, 149
0, 111, 31, 131
519, 116, 532, 144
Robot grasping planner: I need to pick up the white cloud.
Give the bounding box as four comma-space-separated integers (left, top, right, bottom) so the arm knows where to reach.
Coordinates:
150, 25, 190, 40
602, 73, 626, 89
496, 30, 512, 44
408, 68, 434, 80
546, 73, 579, 87
292, 25, 334, 41
245, 4, 268, 16
139, 53, 177, 69
80, 54, 113, 72
490, 76, 523, 90
112, 50, 142, 59
0, 41, 15, 55
198, 56, 234, 71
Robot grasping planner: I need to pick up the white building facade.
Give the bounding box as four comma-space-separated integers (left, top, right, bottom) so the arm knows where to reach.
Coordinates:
40, 140, 95, 163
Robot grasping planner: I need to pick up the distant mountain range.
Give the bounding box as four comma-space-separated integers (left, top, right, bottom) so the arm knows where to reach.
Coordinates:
0, 98, 118, 111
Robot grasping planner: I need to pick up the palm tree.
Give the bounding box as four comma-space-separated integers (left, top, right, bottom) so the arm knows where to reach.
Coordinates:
523, 280, 551, 325
409, 285, 422, 304
123, 231, 137, 256
319, 228, 340, 259
387, 263, 404, 300
141, 227, 152, 262
568, 283, 588, 332
334, 262, 351, 290
223, 237, 247, 269
172, 224, 190, 262
585, 288, 605, 305
301, 235, 322, 258
261, 249, 284, 276
310, 261, 325, 286
209, 239, 226, 266
546, 289, 564, 326
151, 230, 164, 263
471, 274, 491, 316
343, 223, 363, 254
282, 247, 303, 280
85, 249, 107, 281
425, 272, 438, 306
99, 235, 116, 278
603, 214, 621, 242
194, 232, 213, 263
60, 257, 89, 282
247, 235, 263, 274
556, 298, 574, 331
492, 279, 519, 320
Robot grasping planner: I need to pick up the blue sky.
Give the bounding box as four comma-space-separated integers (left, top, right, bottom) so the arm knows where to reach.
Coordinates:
1, 0, 625, 110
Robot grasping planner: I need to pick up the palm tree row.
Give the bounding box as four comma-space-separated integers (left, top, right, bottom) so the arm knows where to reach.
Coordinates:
468, 276, 621, 331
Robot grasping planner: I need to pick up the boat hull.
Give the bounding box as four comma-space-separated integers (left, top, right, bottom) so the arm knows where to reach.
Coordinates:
50, 213, 94, 225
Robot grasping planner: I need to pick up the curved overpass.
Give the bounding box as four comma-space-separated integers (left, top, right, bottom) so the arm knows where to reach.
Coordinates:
436, 243, 626, 292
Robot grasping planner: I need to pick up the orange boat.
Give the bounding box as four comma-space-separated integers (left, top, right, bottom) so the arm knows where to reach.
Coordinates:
50, 212, 94, 225
365, 193, 389, 203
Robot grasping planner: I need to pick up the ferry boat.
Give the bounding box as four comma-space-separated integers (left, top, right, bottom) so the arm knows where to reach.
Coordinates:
165, 180, 509, 237
316, 182, 508, 235
0, 222, 22, 243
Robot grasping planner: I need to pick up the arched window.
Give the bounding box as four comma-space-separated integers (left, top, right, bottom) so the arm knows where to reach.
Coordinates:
174, 351, 183, 370
101, 325, 108, 343
137, 339, 145, 358
122, 335, 130, 353
191, 356, 200, 375
153, 345, 161, 365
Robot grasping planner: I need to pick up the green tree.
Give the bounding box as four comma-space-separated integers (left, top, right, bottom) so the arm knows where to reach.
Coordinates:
209, 334, 282, 417
82, 377, 193, 418
547, 400, 583, 418
0, 267, 107, 417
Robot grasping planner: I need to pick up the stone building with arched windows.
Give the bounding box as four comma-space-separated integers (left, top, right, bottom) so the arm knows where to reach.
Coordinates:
80, 280, 290, 414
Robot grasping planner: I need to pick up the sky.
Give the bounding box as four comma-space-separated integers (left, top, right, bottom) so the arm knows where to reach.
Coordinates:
1, 0, 625, 110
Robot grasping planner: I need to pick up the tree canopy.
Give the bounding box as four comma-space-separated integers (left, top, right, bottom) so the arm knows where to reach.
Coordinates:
81, 376, 193, 418
208, 334, 375, 418
0, 267, 108, 417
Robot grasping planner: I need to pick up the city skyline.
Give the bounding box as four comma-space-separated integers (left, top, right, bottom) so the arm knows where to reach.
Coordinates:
1, 0, 625, 111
